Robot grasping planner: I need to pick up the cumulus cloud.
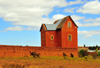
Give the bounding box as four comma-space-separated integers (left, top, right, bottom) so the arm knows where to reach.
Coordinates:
75, 22, 100, 27
77, 0, 100, 14
52, 14, 66, 20
64, 8, 75, 13
6, 26, 25, 31
0, 0, 90, 32
6, 26, 39, 31
70, 15, 85, 27
71, 15, 85, 21
71, 15, 100, 27
68, 0, 86, 5
84, 18, 100, 22
78, 18, 100, 27
78, 30, 100, 37
0, 0, 68, 28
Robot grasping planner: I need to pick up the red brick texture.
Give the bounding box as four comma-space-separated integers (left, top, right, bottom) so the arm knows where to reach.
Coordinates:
0, 45, 78, 57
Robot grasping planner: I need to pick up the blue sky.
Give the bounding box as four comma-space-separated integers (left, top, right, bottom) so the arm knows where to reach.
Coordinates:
0, 0, 100, 47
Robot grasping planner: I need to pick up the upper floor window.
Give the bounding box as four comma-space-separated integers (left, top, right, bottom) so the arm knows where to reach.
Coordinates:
68, 22, 71, 27
68, 34, 72, 41
51, 35, 54, 40
42, 34, 44, 40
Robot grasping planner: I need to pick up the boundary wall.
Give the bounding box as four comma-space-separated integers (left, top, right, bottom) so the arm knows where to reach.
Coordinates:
0, 45, 78, 57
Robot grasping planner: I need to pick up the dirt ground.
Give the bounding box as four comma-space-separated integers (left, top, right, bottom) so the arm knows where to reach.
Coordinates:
0, 56, 100, 68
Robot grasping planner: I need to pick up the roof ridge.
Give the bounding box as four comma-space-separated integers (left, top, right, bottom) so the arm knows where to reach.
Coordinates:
56, 16, 68, 29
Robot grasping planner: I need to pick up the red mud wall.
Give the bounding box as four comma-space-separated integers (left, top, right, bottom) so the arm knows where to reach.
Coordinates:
0, 45, 78, 57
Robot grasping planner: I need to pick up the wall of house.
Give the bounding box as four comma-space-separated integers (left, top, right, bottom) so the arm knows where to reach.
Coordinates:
57, 30, 62, 47
41, 26, 46, 47
0, 45, 78, 57
45, 31, 58, 47
61, 17, 78, 48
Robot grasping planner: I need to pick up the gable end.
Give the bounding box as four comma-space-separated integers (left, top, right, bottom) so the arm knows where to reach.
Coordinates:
40, 24, 47, 31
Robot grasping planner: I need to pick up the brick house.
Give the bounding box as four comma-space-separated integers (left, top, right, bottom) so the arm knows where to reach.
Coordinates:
40, 16, 78, 48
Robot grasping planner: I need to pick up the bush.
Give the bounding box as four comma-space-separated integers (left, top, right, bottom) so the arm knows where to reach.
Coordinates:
98, 52, 100, 56
79, 50, 84, 57
30, 51, 40, 58
79, 50, 88, 57
70, 53, 74, 57
63, 52, 67, 59
82, 50, 88, 57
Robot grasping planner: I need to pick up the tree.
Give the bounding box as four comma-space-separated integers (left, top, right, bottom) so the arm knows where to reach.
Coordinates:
84, 44, 86, 47
96, 45, 98, 50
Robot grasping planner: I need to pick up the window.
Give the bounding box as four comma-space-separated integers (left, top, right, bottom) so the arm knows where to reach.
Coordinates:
68, 22, 71, 27
51, 35, 54, 40
42, 34, 44, 40
68, 34, 72, 41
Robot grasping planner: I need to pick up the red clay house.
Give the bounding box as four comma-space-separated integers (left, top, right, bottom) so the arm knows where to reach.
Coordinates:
40, 16, 78, 48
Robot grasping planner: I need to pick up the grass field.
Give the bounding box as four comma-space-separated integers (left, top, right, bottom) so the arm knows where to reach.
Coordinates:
0, 56, 100, 68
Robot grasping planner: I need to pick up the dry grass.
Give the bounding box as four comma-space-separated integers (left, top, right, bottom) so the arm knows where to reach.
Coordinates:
0, 56, 100, 68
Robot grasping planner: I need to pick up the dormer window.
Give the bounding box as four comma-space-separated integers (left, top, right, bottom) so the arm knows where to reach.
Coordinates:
68, 22, 71, 27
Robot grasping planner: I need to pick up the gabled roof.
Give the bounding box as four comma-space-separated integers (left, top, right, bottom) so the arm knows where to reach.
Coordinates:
40, 16, 78, 31
45, 19, 62, 30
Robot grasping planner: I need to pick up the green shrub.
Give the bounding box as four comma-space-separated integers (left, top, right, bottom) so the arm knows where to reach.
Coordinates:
79, 50, 84, 57
98, 52, 100, 56
63, 52, 67, 59
79, 50, 88, 57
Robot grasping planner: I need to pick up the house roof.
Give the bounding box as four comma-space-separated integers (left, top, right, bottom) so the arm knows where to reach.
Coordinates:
40, 16, 78, 31
45, 19, 62, 30
88, 50, 100, 52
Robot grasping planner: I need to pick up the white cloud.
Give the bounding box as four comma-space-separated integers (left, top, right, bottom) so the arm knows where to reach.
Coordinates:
6, 26, 39, 31
6, 26, 25, 31
77, 0, 100, 14
79, 18, 100, 27
78, 30, 100, 37
84, 18, 100, 22
64, 8, 75, 13
52, 14, 66, 20
68, 0, 86, 5
0, 0, 68, 27
0, 0, 89, 31
70, 15, 85, 27
71, 15, 100, 27
27, 27, 39, 30
71, 15, 85, 21
76, 22, 100, 27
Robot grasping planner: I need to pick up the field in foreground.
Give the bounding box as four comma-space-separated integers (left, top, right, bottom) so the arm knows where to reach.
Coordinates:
0, 56, 100, 68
